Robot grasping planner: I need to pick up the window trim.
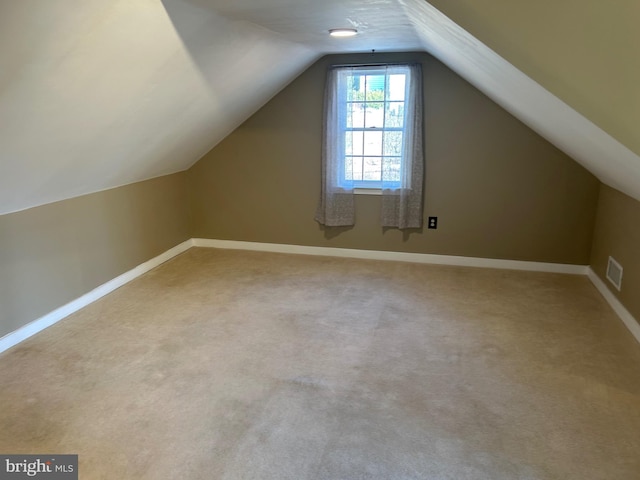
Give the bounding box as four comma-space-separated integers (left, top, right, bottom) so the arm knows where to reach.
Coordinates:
333, 64, 412, 191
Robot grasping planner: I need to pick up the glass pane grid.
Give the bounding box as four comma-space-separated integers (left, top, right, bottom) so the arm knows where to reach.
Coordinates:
344, 155, 403, 182
342, 69, 407, 187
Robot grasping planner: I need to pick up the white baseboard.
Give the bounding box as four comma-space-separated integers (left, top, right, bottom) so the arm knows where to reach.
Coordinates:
5, 238, 637, 355
192, 238, 589, 275
588, 268, 640, 344
194, 239, 638, 345
0, 239, 193, 355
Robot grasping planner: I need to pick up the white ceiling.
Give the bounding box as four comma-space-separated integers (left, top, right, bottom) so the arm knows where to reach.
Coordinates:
187, 0, 423, 52
0, 0, 638, 215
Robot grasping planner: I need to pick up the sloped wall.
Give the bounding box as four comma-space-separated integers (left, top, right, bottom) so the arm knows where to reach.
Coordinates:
427, 0, 640, 158
590, 185, 640, 322
188, 52, 599, 264
0, 173, 190, 337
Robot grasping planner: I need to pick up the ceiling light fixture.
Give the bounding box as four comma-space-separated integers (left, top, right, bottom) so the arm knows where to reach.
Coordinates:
329, 28, 358, 38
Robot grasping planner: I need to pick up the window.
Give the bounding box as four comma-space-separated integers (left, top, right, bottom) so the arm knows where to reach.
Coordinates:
335, 65, 412, 190
316, 62, 423, 229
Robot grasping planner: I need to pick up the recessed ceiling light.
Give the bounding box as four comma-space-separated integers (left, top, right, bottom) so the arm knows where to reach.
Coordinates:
329, 28, 358, 38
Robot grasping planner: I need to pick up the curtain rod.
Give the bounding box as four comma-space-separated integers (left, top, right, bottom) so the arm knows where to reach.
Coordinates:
330, 62, 414, 68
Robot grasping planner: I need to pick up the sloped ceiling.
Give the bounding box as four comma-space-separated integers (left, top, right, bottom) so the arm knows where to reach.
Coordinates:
427, 0, 640, 157
401, 0, 640, 203
1, 0, 639, 214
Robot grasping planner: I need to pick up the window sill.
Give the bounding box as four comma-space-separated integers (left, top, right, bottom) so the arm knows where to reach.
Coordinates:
354, 188, 382, 196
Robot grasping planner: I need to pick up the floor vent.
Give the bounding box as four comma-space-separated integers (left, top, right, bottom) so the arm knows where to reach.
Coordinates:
606, 256, 623, 291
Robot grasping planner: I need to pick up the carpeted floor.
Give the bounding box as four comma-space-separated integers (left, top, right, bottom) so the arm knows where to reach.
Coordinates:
1, 247, 640, 479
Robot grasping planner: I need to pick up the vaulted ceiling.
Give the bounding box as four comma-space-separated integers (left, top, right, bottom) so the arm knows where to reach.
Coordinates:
1, 0, 638, 215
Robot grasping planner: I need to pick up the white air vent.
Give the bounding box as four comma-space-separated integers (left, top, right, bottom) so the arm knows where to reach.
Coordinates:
606, 256, 623, 291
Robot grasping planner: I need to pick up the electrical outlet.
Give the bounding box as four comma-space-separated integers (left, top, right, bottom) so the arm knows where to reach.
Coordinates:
427, 216, 438, 229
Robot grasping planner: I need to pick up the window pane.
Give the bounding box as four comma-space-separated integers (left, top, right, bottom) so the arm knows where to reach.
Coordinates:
385, 102, 404, 128
363, 130, 382, 156
347, 102, 364, 128
387, 74, 406, 101
344, 155, 353, 181
352, 131, 363, 155
365, 103, 384, 128
363, 157, 382, 181
345, 131, 353, 155
365, 75, 385, 101
383, 131, 403, 156
346, 103, 354, 128
382, 156, 402, 182
345, 131, 364, 156
347, 74, 361, 101
346, 156, 363, 181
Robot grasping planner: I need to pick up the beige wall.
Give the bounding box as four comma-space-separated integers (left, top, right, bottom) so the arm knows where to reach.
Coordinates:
0, 173, 190, 337
0, 51, 633, 344
428, 0, 640, 156
188, 52, 599, 264
590, 184, 640, 322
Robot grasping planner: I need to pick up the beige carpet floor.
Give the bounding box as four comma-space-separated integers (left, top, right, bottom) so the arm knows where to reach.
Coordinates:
1, 248, 640, 479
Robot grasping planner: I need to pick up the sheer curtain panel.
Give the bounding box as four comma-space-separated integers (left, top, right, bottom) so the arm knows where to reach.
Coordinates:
314, 67, 355, 226
381, 63, 424, 229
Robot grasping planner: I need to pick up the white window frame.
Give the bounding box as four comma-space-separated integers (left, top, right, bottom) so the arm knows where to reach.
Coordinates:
333, 65, 412, 192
